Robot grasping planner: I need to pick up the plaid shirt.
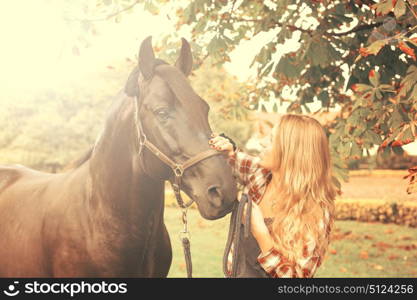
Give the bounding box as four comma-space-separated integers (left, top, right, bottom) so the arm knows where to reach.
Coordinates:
226, 149, 331, 278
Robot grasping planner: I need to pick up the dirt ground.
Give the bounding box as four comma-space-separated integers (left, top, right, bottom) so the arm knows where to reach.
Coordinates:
340, 172, 417, 202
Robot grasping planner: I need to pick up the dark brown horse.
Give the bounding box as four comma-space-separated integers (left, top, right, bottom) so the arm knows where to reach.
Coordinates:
0, 37, 237, 277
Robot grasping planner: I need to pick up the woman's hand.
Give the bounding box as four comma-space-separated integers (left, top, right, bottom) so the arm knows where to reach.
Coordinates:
208, 133, 234, 157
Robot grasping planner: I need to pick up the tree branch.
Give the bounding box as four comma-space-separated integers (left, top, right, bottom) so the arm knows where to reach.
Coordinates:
230, 17, 384, 38
231, 17, 314, 36
65, 0, 141, 23
193, 53, 210, 70
327, 21, 384, 36
405, 0, 417, 21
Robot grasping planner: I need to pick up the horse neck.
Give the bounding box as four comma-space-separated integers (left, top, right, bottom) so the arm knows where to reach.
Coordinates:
88, 95, 164, 221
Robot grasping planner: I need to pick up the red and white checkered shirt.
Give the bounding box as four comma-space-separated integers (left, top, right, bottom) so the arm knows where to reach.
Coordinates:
226, 149, 331, 278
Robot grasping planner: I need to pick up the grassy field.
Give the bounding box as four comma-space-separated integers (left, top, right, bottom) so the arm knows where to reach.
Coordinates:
164, 207, 417, 278
338, 170, 417, 202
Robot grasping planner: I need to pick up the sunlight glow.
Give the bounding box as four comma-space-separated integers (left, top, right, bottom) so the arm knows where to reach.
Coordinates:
1, 1, 416, 155
0, 1, 67, 90
0, 0, 176, 93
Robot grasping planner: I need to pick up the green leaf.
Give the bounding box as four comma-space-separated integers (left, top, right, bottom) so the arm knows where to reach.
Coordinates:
410, 84, 417, 101
402, 127, 414, 142
183, 2, 196, 23
336, 166, 349, 182
352, 83, 372, 93
260, 62, 274, 77
369, 70, 380, 87
394, 0, 406, 18
207, 36, 227, 57
194, 17, 208, 32
308, 38, 340, 67
375, 0, 394, 16
353, 125, 367, 137
388, 106, 404, 129
275, 57, 301, 78
144, 1, 159, 15
364, 130, 383, 145
380, 146, 392, 161
338, 142, 351, 158
392, 146, 404, 155
347, 111, 361, 126
318, 90, 329, 107
375, 88, 382, 100
272, 102, 278, 113
365, 40, 387, 56
379, 84, 395, 92
350, 142, 362, 159
332, 175, 341, 190
398, 65, 417, 98
408, 37, 417, 47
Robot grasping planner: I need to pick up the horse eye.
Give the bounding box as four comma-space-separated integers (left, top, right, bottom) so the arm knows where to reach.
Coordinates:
155, 109, 169, 121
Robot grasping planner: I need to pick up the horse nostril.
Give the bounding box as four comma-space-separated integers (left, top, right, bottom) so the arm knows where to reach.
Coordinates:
207, 185, 223, 207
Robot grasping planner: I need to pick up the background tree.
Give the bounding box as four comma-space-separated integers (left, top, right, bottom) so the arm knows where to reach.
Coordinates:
3, 0, 417, 190
129, 0, 417, 188
0, 55, 250, 172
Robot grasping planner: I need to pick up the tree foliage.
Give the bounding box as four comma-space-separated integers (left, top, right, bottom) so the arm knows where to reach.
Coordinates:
0, 64, 125, 171
0, 57, 250, 171
134, 0, 417, 183
6, 0, 417, 185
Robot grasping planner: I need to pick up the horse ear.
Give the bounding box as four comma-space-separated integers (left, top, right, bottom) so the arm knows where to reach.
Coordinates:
175, 38, 193, 77
138, 36, 155, 80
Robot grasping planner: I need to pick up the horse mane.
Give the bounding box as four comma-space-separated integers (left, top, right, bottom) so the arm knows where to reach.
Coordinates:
64, 147, 94, 170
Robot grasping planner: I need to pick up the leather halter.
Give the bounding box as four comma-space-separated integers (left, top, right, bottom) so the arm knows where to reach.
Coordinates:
132, 77, 224, 278
133, 95, 222, 209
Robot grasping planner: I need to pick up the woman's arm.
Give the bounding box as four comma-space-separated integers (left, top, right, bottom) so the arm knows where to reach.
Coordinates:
227, 149, 265, 185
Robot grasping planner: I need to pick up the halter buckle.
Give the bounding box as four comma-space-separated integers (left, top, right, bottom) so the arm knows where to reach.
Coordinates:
172, 183, 180, 193
139, 133, 147, 146
179, 230, 191, 241
179, 208, 190, 241
173, 164, 184, 177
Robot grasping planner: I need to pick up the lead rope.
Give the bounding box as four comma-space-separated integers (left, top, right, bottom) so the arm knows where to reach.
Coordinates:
170, 174, 193, 278
179, 208, 192, 278
223, 193, 252, 278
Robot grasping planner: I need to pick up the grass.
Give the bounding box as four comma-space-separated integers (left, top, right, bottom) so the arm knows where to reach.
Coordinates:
349, 169, 409, 177
164, 207, 417, 278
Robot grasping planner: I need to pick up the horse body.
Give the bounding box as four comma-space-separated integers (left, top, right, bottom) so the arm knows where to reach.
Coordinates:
0, 98, 171, 277
0, 37, 236, 277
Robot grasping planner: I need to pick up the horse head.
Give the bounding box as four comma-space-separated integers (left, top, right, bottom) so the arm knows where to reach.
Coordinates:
125, 36, 237, 220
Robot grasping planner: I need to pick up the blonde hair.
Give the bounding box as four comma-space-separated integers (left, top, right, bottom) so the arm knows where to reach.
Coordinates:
269, 114, 337, 263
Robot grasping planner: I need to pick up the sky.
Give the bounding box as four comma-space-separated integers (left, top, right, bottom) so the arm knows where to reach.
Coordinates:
0, 0, 252, 89
0, 1, 305, 88
0, 0, 416, 154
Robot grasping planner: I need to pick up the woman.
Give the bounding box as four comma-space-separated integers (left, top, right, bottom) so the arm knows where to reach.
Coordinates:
208, 114, 337, 278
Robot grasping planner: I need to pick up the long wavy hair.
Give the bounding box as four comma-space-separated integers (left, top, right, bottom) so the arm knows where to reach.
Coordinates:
268, 114, 337, 262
